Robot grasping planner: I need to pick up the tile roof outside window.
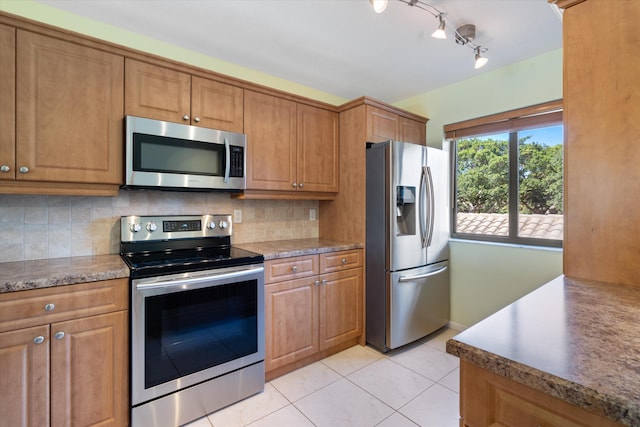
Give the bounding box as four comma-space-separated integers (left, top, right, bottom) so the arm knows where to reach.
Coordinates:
456, 213, 563, 240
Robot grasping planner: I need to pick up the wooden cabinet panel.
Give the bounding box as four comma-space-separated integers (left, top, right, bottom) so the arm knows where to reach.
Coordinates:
320, 249, 363, 273
400, 117, 426, 146
318, 268, 363, 350
191, 76, 243, 132
51, 310, 128, 427
0, 279, 128, 334
244, 90, 297, 191
0, 325, 50, 427
297, 104, 339, 192
125, 58, 191, 123
265, 277, 318, 371
367, 105, 398, 142
265, 255, 319, 283
0, 23, 15, 181
562, 0, 640, 285
16, 30, 123, 185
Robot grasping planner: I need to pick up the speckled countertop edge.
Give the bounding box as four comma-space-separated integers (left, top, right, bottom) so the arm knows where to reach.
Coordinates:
0, 254, 129, 293
235, 238, 364, 260
446, 276, 640, 427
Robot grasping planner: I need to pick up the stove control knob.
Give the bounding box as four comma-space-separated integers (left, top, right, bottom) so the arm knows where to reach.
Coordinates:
218, 220, 228, 230
146, 222, 157, 232
206, 221, 216, 230
130, 223, 141, 233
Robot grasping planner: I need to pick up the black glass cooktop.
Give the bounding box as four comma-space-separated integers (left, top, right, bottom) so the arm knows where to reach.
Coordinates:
121, 244, 263, 279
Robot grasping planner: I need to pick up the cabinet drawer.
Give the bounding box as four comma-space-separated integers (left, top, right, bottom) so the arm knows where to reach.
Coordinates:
265, 255, 319, 283
320, 249, 363, 273
0, 278, 128, 333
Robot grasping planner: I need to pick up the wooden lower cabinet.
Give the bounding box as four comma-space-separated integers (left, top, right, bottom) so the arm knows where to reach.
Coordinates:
460, 360, 625, 427
264, 250, 363, 377
0, 279, 129, 427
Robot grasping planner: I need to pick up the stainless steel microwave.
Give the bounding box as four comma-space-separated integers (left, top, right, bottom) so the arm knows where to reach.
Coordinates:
124, 116, 246, 192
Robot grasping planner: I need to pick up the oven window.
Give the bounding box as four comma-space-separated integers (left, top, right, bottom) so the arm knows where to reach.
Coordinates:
144, 279, 257, 389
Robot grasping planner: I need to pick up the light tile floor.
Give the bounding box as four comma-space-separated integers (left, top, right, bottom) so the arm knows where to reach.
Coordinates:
185, 327, 461, 427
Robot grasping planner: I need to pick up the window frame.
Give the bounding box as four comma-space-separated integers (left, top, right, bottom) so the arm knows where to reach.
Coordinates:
446, 100, 564, 248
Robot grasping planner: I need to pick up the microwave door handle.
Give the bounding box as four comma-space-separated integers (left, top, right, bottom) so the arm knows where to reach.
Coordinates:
223, 137, 230, 183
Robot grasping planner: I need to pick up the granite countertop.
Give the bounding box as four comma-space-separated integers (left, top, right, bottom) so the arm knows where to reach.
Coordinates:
446, 275, 640, 427
235, 238, 364, 260
0, 254, 129, 293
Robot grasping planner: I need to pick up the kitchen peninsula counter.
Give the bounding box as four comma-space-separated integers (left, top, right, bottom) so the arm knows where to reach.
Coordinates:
446, 275, 640, 427
0, 254, 129, 293
235, 238, 363, 260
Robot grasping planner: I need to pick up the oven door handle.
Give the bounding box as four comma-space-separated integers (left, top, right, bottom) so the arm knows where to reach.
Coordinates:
135, 266, 264, 291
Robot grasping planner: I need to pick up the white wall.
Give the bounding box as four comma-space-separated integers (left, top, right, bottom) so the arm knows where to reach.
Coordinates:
395, 49, 564, 327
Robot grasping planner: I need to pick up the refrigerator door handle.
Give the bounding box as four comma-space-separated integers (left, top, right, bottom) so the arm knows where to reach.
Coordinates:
426, 165, 435, 247
419, 166, 428, 248
398, 265, 448, 282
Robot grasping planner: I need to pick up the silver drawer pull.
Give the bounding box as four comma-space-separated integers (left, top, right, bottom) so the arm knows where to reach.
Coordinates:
34, 336, 45, 344
321, 279, 327, 285
54, 331, 65, 340
291, 266, 298, 272
315, 280, 320, 286
341, 258, 347, 264
44, 303, 55, 312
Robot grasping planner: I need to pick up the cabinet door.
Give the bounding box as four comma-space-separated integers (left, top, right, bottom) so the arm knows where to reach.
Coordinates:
50, 311, 128, 427
125, 58, 191, 124
191, 76, 243, 132
16, 30, 124, 184
0, 325, 49, 427
367, 105, 398, 142
318, 268, 363, 350
0, 24, 16, 181
297, 104, 339, 192
244, 90, 297, 191
265, 277, 318, 372
400, 117, 426, 145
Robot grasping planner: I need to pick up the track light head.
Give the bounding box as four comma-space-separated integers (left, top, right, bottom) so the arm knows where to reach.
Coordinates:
431, 13, 447, 39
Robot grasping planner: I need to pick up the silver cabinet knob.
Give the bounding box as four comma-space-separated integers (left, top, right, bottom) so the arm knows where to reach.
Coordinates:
194, 116, 201, 123
291, 266, 298, 272
321, 279, 328, 285
299, 183, 304, 188
341, 258, 347, 265
315, 280, 320, 286
182, 114, 190, 121
292, 182, 297, 188
54, 331, 65, 340
0, 165, 9, 172
34, 336, 45, 344
19, 166, 29, 174
44, 303, 55, 312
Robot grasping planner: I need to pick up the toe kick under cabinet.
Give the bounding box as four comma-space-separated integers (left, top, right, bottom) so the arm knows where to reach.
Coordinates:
264, 249, 363, 379
0, 279, 128, 427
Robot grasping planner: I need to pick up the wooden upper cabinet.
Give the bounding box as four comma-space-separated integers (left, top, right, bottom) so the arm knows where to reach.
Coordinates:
244, 90, 339, 195
244, 90, 297, 191
191, 76, 243, 133
0, 24, 15, 181
366, 105, 426, 145
125, 59, 244, 132
125, 59, 191, 123
15, 30, 124, 185
297, 104, 339, 192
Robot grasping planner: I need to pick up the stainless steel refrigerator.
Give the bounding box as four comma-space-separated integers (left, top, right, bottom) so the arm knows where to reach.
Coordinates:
366, 140, 449, 352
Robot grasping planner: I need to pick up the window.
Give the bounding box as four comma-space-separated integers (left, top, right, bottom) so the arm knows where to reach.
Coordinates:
445, 100, 563, 247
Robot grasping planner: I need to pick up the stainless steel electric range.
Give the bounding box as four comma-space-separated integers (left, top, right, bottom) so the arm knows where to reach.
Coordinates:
120, 214, 265, 427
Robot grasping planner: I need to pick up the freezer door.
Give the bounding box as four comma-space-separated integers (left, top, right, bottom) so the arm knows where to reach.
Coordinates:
388, 261, 449, 350
390, 141, 428, 271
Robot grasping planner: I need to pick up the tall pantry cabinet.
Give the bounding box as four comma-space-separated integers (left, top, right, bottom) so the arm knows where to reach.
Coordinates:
556, 0, 640, 286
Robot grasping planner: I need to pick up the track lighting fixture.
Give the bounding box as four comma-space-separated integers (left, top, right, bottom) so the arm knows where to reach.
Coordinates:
371, 0, 489, 69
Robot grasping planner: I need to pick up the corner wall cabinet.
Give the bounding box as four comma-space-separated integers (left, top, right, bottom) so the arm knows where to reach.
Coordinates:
243, 90, 339, 199
264, 249, 363, 378
0, 279, 129, 427
124, 59, 244, 132
0, 27, 124, 196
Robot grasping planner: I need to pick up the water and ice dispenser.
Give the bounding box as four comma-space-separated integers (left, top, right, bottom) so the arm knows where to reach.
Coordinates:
396, 186, 416, 236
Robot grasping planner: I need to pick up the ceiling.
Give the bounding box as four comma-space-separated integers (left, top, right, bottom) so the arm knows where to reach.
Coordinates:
37, 0, 563, 104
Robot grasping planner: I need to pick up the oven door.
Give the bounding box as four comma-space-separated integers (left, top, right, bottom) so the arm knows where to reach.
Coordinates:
131, 263, 264, 406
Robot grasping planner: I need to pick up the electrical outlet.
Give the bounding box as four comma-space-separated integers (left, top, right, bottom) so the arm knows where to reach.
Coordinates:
234, 209, 242, 224
309, 208, 317, 221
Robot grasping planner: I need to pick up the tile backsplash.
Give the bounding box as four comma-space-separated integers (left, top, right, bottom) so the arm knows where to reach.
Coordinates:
0, 191, 319, 263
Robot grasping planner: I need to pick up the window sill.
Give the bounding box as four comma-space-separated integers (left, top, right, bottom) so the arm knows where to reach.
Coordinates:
449, 238, 563, 252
